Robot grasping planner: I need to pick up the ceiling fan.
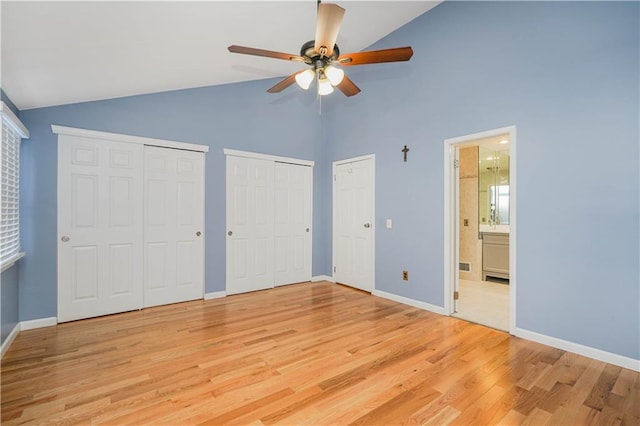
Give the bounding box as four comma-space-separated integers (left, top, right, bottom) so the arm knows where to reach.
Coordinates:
227, 2, 414, 97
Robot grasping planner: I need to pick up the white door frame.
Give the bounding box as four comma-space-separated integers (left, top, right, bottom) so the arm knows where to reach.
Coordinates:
444, 126, 517, 334
332, 154, 375, 292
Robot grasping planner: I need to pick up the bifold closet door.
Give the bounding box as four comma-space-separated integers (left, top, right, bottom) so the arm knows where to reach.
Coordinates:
226, 156, 274, 295
58, 136, 143, 323
274, 162, 312, 286
144, 146, 205, 308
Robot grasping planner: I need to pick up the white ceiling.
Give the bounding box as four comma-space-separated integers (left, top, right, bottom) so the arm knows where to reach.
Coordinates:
1, 1, 441, 111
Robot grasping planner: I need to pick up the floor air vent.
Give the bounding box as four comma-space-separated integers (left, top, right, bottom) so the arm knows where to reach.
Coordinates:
459, 262, 470, 272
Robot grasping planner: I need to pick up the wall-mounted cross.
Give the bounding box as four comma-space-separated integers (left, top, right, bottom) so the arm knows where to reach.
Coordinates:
402, 145, 410, 162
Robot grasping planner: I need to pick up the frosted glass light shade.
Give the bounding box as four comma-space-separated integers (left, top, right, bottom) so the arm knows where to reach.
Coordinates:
324, 65, 344, 86
318, 77, 334, 96
295, 69, 315, 90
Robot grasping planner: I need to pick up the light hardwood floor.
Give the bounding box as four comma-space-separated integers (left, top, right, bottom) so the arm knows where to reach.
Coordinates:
1, 282, 638, 425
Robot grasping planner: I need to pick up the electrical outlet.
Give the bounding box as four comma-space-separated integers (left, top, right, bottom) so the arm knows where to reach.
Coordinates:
402, 270, 409, 281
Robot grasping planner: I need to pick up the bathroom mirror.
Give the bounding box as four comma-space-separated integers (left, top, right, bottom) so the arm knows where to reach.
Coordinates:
478, 147, 510, 225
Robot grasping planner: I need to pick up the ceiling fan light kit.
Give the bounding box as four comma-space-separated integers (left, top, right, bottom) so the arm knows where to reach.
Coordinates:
228, 2, 414, 98
317, 76, 335, 96
324, 65, 344, 86
295, 69, 315, 90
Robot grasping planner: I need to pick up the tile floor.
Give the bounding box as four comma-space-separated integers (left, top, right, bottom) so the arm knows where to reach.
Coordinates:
453, 278, 509, 331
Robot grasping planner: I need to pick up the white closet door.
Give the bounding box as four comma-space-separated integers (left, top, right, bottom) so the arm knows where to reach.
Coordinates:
58, 136, 143, 322
333, 158, 374, 292
274, 162, 312, 286
144, 146, 204, 307
226, 156, 274, 295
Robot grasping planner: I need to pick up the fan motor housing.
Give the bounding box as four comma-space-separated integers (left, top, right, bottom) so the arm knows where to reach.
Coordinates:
300, 40, 340, 63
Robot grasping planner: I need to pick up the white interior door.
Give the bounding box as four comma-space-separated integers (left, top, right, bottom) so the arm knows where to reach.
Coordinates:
226, 156, 274, 295
58, 135, 143, 322
144, 146, 204, 307
454, 147, 461, 313
333, 157, 374, 292
274, 162, 312, 286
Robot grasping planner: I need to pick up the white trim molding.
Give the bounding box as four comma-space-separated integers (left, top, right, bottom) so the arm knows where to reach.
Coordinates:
204, 291, 227, 300
1, 101, 29, 138
21, 317, 57, 330
333, 153, 374, 166
312, 275, 334, 283
2, 317, 57, 358
223, 148, 314, 167
515, 327, 640, 372
373, 289, 447, 316
443, 125, 517, 334
52, 125, 209, 153
1, 323, 20, 358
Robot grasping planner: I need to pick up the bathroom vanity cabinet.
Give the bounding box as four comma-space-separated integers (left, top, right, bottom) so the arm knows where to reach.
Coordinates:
482, 232, 509, 281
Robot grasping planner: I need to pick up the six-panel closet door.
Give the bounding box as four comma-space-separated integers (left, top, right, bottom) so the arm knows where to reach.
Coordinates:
58, 136, 144, 322
226, 155, 313, 295
144, 146, 205, 307
58, 133, 205, 323
274, 162, 312, 286
226, 156, 275, 295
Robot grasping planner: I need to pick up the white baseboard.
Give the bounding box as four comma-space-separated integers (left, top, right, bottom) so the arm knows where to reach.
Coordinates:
2, 317, 57, 358
21, 317, 57, 331
372, 289, 447, 316
1, 323, 21, 358
8, 304, 636, 374
515, 327, 640, 372
204, 291, 226, 300
370, 290, 639, 372
311, 275, 334, 282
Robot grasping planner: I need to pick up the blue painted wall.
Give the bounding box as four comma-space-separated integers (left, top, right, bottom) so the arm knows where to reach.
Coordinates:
18, 80, 326, 321
13, 1, 640, 361
324, 1, 639, 359
1, 265, 20, 344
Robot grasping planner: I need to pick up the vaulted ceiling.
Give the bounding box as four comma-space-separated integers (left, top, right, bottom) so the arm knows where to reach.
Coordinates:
1, 1, 441, 110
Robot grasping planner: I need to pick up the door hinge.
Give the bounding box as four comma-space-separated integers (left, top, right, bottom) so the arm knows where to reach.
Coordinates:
334, 174, 336, 181
453, 160, 460, 169
454, 291, 459, 300
334, 266, 336, 273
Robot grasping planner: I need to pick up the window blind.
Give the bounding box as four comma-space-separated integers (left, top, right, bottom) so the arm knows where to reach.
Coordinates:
1, 102, 29, 268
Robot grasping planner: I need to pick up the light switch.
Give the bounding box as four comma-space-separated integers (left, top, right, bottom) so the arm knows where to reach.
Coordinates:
386, 219, 392, 229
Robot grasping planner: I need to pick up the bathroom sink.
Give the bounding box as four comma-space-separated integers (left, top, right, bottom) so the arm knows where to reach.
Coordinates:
480, 224, 510, 234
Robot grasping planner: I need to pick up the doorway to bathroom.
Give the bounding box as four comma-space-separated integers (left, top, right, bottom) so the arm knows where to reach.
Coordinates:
444, 126, 516, 333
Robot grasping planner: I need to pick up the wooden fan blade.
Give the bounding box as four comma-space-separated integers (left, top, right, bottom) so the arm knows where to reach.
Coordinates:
314, 3, 345, 57
338, 46, 414, 66
228, 45, 305, 62
336, 75, 361, 97
266, 71, 302, 93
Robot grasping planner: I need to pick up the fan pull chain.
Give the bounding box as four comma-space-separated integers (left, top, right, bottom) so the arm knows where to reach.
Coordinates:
317, 72, 322, 115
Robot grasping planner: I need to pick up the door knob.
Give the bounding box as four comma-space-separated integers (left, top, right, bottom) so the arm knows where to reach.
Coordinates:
364, 223, 371, 228
227, 231, 233, 236
61, 236, 70, 242
196, 231, 202, 237
306, 228, 310, 232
